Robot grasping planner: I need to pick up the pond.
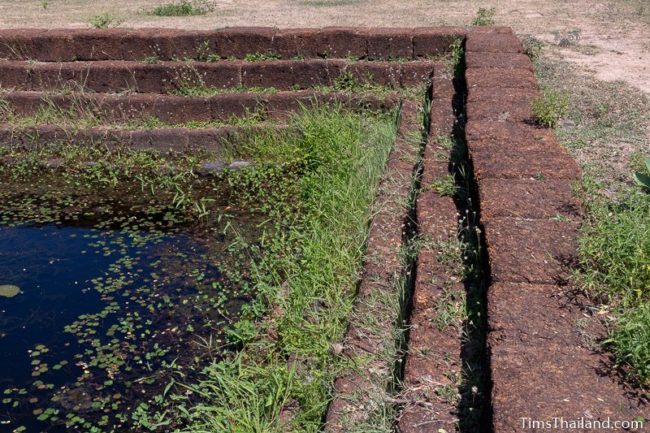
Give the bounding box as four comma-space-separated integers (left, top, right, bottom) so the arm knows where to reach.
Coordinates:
0, 182, 262, 432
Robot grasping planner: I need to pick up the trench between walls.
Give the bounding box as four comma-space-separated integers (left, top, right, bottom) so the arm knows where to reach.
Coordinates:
391, 85, 432, 389
389, 48, 494, 433
450, 54, 492, 433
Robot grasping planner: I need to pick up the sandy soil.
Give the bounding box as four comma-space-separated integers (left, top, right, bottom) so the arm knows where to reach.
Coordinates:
0, 0, 648, 93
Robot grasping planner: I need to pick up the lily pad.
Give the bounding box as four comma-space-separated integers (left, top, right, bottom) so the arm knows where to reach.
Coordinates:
0, 285, 21, 298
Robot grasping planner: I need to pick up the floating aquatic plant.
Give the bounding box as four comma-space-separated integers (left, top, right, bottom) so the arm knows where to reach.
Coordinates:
0, 284, 20, 298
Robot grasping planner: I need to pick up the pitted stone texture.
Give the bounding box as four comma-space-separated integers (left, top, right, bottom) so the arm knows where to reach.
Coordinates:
490, 343, 644, 433
483, 218, 579, 285
479, 178, 581, 220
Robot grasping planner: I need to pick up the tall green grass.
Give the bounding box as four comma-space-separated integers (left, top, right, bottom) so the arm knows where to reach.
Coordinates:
164, 105, 397, 432
578, 188, 650, 383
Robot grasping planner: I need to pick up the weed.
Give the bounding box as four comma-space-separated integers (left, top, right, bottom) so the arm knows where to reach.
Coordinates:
535, 58, 649, 187
449, 37, 464, 76
40, 0, 49, 10
89, 13, 120, 29
0, 98, 10, 119
327, 70, 406, 95
158, 105, 397, 431
171, 64, 208, 95
430, 174, 459, 197
606, 304, 650, 382
542, 56, 650, 384
633, 157, 650, 191
433, 288, 467, 330
436, 383, 460, 405
578, 189, 650, 383
521, 35, 544, 61
244, 52, 281, 62
144, 56, 159, 64
471, 7, 496, 26
531, 88, 569, 128
149, 0, 214, 17
195, 40, 220, 62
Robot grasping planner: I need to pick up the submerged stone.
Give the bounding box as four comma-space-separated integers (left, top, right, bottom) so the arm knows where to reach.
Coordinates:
43, 158, 65, 169
229, 160, 253, 171
196, 161, 226, 176
0, 284, 21, 298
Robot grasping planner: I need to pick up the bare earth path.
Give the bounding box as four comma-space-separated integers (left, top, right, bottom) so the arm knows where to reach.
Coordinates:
0, 0, 648, 93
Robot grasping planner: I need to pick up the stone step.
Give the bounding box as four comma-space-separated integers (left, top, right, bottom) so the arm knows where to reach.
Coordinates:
0, 59, 437, 94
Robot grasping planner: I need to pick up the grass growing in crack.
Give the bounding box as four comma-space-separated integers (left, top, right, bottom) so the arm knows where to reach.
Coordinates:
124, 111, 267, 130
0, 94, 269, 131
433, 287, 467, 331
153, 105, 397, 432
443, 47, 490, 428
172, 84, 280, 97
244, 52, 282, 61
430, 174, 459, 197
448, 37, 464, 77
433, 238, 466, 279
0, 96, 102, 129
328, 70, 397, 94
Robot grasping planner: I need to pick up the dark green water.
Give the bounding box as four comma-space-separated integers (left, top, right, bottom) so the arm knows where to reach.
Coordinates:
0, 218, 249, 432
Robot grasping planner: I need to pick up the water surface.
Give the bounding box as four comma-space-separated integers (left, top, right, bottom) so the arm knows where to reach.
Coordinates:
0, 218, 248, 432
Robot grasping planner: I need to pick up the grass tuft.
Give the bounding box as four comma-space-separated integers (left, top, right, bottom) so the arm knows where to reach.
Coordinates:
531, 87, 568, 128
471, 7, 496, 26
89, 12, 120, 28
149, 0, 213, 17
244, 52, 282, 62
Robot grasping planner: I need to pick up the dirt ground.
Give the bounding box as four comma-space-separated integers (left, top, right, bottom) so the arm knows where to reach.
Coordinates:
0, 0, 648, 93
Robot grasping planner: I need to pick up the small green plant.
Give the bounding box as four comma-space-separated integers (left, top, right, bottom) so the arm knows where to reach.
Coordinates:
333, 70, 359, 91
449, 37, 464, 76
0, 98, 11, 119
522, 35, 543, 61
471, 7, 496, 26
89, 13, 119, 29
633, 157, 650, 191
40, 0, 49, 10
144, 56, 159, 64
243, 52, 281, 61
606, 304, 650, 382
433, 288, 467, 330
150, 0, 214, 17
531, 88, 569, 128
195, 40, 221, 62
430, 174, 459, 197
579, 189, 650, 383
